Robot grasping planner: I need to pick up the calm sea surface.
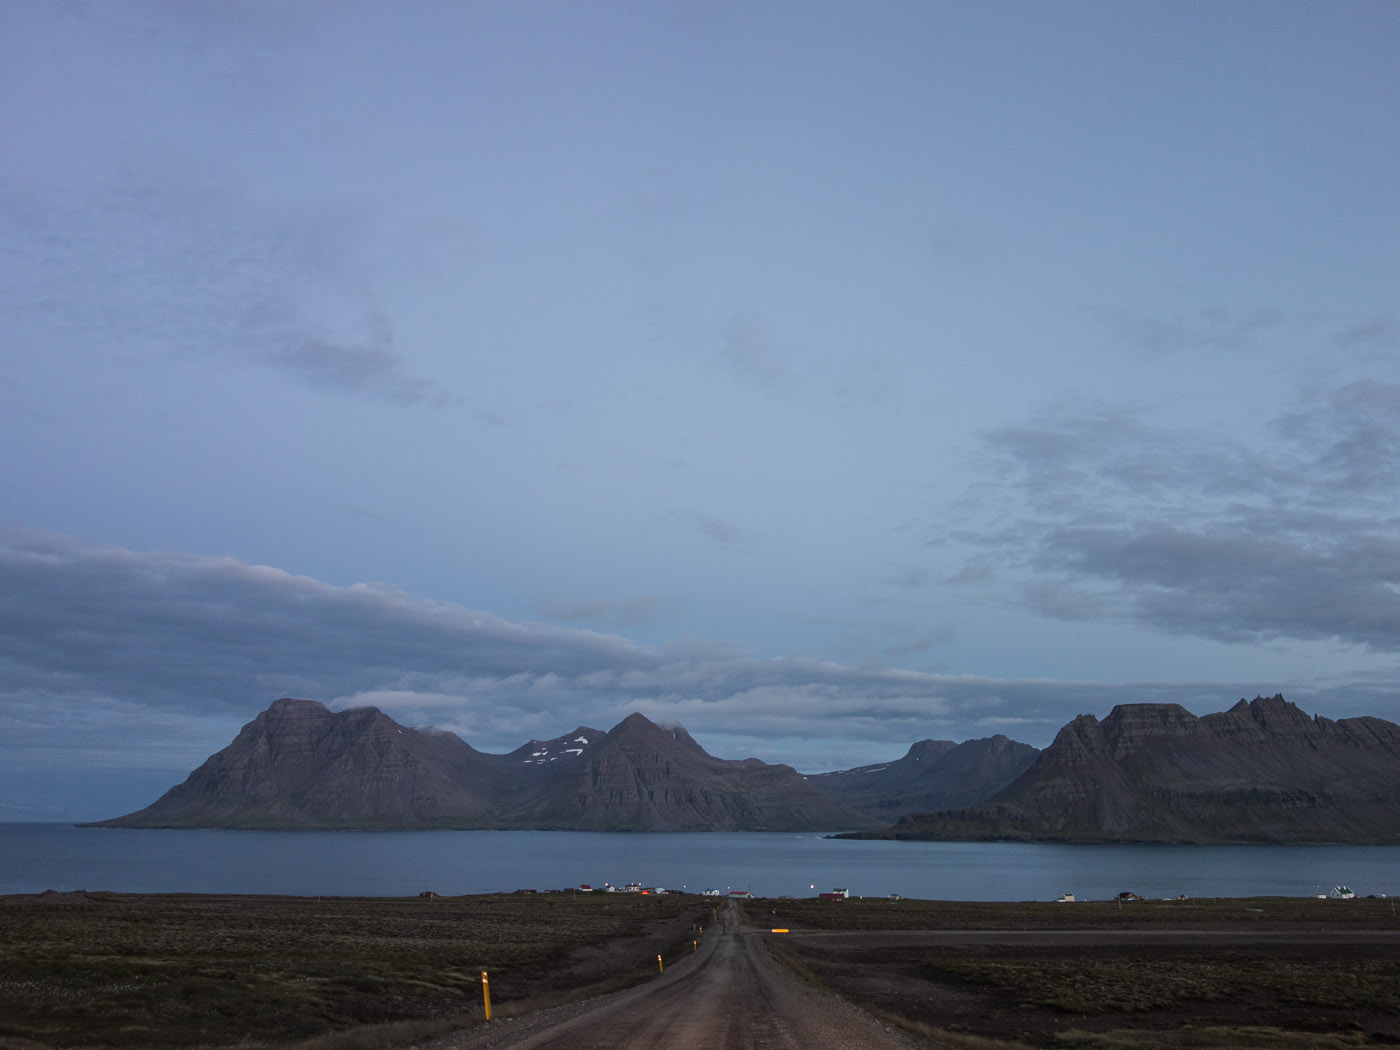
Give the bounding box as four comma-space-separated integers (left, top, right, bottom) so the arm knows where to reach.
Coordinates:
3, 824, 1395, 901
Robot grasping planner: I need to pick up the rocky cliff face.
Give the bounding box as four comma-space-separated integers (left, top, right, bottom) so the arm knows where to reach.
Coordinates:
95, 701, 877, 831
96, 699, 509, 828
511, 713, 870, 831
868, 696, 1400, 844
810, 735, 1039, 818
104, 693, 1394, 840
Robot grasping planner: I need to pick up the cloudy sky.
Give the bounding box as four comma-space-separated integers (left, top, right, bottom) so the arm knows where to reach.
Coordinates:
3, 1, 1398, 821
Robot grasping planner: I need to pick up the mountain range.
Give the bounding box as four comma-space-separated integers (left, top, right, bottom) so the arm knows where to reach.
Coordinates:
94, 694, 1400, 841
93, 699, 907, 831
843, 695, 1400, 844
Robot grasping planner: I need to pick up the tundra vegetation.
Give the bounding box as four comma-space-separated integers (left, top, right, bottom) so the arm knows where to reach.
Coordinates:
0, 889, 710, 1050
746, 896, 1400, 1049
6, 890, 1399, 1050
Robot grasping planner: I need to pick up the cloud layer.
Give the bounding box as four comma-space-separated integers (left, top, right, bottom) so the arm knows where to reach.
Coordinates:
8, 528, 1396, 822
4, 4, 1398, 822
957, 380, 1400, 651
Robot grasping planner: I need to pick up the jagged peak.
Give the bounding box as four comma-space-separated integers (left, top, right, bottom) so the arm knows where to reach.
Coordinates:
1204, 693, 1316, 742
1245, 693, 1311, 725
1223, 694, 1304, 720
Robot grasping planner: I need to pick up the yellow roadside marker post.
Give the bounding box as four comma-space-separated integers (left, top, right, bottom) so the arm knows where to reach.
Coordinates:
481, 971, 492, 1021
657, 953, 663, 973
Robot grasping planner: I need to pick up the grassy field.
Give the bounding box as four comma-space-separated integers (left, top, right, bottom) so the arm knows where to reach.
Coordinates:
745, 896, 1400, 1049
744, 893, 1400, 931
9, 891, 1399, 1050
0, 890, 712, 1050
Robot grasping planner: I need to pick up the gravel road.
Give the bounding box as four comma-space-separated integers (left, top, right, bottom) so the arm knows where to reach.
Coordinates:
419, 901, 921, 1050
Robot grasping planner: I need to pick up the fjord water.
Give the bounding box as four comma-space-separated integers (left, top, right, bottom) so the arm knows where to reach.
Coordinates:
3, 824, 1396, 901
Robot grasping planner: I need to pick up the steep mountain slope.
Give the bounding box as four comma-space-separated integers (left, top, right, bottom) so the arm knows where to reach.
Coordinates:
510, 713, 875, 831
95, 698, 512, 828
93, 702, 877, 831
863, 696, 1400, 844
811, 735, 1039, 819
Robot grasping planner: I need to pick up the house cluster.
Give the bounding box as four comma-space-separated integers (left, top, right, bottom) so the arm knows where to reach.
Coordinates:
576, 882, 670, 895
515, 883, 873, 900
1054, 891, 1198, 903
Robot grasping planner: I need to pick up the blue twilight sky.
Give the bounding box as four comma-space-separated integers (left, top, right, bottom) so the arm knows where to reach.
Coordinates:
3, 1, 1398, 821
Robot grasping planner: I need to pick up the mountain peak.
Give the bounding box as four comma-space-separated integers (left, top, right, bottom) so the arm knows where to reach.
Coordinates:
96, 699, 876, 832
878, 695, 1400, 844
1245, 693, 1312, 729
1205, 693, 1318, 744
809, 733, 1039, 819
608, 712, 704, 752
905, 739, 958, 762
264, 697, 332, 718
1099, 703, 1204, 758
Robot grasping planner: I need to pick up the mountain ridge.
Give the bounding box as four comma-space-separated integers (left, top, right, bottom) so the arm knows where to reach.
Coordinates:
93, 694, 1400, 841
93, 700, 886, 832
809, 734, 1039, 818
844, 695, 1400, 844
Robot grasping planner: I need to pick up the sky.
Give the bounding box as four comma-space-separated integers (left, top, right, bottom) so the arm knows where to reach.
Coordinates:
3, 1, 1398, 822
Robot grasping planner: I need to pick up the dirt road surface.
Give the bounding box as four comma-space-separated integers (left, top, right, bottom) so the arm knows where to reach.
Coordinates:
421, 901, 920, 1050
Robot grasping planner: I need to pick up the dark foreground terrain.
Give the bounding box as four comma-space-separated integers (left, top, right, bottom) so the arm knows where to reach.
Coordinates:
415, 900, 919, 1050
4, 891, 1400, 1050
743, 896, 1400, 1049
0, 889, 710, 1050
